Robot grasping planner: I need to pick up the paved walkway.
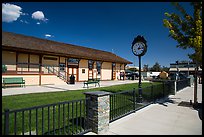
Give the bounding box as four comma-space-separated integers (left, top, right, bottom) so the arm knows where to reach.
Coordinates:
2, 80, 146, 96
85, 84, 202, 135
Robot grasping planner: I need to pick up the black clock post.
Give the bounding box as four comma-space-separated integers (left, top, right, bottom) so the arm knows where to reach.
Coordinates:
131, 35, 147, 103
138, 55, 142, 103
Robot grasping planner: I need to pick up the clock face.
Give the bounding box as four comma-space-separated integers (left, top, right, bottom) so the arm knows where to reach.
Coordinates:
132, 42, 146, 56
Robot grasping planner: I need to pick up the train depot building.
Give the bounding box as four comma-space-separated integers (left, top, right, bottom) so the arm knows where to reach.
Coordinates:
2, 31, 132, 86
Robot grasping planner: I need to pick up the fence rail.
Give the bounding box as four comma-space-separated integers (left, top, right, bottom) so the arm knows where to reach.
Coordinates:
109, 89, 136, 122
2, 98, 91, 135
2, 79, 190, 135
176, 78, 190, 91
110, 79, 185, 122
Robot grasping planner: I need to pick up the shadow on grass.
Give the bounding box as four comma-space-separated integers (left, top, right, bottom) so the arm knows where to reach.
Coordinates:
43, 117, 88, 135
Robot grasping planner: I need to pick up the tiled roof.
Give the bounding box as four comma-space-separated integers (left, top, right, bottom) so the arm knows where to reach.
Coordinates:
2, 31, 132, 64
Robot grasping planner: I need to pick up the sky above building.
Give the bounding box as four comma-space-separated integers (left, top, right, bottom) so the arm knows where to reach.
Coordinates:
2, 2, 194, 67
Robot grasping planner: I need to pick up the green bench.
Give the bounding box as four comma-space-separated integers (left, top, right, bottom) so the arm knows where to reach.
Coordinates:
3, 77, 25, 88
83, 78, 100, 88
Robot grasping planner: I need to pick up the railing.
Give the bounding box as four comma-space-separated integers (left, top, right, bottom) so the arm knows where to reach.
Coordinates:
43, 65, 67, 82
176, 78, 190, 91
110, 80, 177, 122
109, 89, 136, 122
142, 81, 175, 103
2, 79, 190, 135
2, 98, 91, 135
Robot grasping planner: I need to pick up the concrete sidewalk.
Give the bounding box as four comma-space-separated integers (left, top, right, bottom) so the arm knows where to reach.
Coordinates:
2, 80, 144, 96
85, 84, 202, 135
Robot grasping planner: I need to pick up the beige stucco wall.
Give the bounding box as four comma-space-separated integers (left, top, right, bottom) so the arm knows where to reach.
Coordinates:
30, 54, 39, 63
29, 65, 39, 72
29, 54, 39, 72
60, 57, 66, 63
2, 50, 128, 83
18, 53, 28, 63
2, 50, 16, 71
42, 55, 59, 74
2, 75, 66, 86
41, 75, 67, 85
42, 55, 58, 66
101, 62, 112, 80
18, 53, 29, 71
2, 75, 39, 85
78, 59, 88, 81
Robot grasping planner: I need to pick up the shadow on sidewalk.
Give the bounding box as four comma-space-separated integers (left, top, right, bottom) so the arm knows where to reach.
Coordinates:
156, 97, 202, 121
156, 97, 179, 107
41, 85, 70, 91
193, 102, 202, 120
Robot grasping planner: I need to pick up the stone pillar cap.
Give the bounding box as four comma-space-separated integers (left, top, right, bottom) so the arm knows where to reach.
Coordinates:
84, 91, 110, 97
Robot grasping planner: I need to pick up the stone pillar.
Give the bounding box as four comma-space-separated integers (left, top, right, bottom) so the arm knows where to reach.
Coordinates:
84, 91, 110, 134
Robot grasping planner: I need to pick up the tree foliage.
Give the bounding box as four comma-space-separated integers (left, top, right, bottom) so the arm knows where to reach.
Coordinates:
163, 2, 202, 66
143, 64, 149, 72
150, 62, 161, 72
161, 66, 169, 72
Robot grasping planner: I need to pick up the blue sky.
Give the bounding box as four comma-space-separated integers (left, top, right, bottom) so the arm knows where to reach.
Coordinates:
2, 2, 194, 67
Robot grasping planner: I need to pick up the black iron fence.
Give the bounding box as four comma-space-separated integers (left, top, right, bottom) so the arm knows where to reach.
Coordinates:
176, 78, 190, 91
2, 79, 190, 135
110, 80, 184, 122
2, 98, 91, 135
109, 89, 136, 122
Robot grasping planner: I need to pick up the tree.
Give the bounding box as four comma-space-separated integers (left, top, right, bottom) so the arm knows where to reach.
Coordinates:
178, 60, 190, 64
150, 62, 161, 72
161, 66, 169, 72
163, 2, 202, 106
143, 64, 149, 72
163, 2, 202, 66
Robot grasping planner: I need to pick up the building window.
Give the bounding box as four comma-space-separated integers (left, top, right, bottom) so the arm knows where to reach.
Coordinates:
68, 58, 79, 66
82, 69, 85, 74
96, 61, 101, 75
88, 60, 94, 70
59, 63, 65, 71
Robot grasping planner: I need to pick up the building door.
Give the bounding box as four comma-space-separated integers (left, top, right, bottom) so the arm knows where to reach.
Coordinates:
67, 66, 78, 82
112, 63, 116, 80
67, 58, 79, 82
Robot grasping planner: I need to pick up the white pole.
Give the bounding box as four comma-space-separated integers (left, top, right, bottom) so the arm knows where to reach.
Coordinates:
188, 61, 189, 77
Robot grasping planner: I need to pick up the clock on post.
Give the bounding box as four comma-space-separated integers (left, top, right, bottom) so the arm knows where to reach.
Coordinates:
131, 35, 147, 56
131, 35, 147, 103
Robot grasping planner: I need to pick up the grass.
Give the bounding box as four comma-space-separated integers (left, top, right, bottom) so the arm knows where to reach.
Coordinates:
2, 81, 164, 135
2, 82, 161, 111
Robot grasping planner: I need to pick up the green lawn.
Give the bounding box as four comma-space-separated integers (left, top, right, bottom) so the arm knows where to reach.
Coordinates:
2, 81, 164, 135
2, 82, 160, 111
